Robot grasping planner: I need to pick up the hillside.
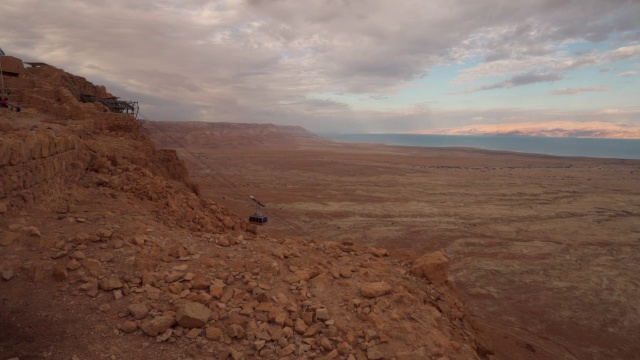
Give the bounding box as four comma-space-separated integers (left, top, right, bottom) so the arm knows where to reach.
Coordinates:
0, 57, 491, 359
150, 116, 640, 359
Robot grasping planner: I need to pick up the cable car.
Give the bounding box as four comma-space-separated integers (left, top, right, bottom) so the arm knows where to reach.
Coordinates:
248, 196, 268, 225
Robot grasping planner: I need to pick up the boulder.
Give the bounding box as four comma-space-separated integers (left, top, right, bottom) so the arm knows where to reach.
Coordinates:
2, 269, 14, 281
359, 282, 393, 298
309, 272, 333, 292
410, 251, 449, 285
72, 251, 86, 260
315, 308, 330, 321
294, 318, 308, 334
119, 320, 138, 334
227, 324, 246, 339
176, 301, 211, 328
367, 347, 385, 360
156, 329, 173, 343
128, 303, 149, 320
24, 226, 41, 237
183, 328, 199, 339
99, 252, 114, 262
0, 231, 20, 246
191, 275, 210, 290
140, 314, 176, 337
82, 259, 106, 277
99, 276, 123, 290
96, 228, 113, 239
80, 278, 98, 292
52, 265, 68, 281
209, 284, 225, 299
66, 259, 81, 270
278, 344, 296, 357
205, 326, 224, 341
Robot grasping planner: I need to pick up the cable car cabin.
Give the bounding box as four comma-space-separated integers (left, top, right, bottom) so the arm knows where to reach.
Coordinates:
249, 214, 268, 225
248, 195, 267, 225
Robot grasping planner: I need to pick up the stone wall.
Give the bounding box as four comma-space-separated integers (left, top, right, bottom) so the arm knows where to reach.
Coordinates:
0, 129, 89, 211
0, 56, 25, 76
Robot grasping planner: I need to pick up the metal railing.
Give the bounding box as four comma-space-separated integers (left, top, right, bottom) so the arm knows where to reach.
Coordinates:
79, 94, 139, 119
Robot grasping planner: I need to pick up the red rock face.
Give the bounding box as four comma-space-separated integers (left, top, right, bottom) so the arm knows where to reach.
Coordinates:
0, 57, 491, 360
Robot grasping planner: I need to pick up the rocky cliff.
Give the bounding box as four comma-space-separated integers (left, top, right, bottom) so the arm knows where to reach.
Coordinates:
0, 58, 491, 359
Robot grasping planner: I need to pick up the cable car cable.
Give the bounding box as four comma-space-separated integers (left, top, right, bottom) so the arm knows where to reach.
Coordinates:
140, 118, 308, 237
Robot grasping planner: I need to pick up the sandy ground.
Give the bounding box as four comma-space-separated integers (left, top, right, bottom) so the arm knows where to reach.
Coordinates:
170, 139, 640, 360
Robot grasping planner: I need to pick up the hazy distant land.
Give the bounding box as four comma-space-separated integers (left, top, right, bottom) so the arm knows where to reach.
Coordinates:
411, 121, 640, 139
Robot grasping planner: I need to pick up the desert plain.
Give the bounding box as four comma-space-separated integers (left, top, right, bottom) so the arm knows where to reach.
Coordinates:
149, 122, 640, 360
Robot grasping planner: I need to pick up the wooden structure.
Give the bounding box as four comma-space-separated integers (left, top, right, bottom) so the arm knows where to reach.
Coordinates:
79, 94, 139, 119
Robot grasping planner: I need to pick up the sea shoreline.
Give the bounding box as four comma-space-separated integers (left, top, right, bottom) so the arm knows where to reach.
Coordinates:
322, 133, 640, 160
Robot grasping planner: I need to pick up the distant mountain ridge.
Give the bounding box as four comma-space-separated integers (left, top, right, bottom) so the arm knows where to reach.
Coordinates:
145, 121, 323, 148
411, 121, 640, 139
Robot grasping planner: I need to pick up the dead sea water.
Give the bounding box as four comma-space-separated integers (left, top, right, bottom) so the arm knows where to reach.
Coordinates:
324, 134, 640, 160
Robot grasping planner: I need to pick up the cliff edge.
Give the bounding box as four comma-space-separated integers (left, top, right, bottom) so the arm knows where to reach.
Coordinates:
0, 57, 492, 359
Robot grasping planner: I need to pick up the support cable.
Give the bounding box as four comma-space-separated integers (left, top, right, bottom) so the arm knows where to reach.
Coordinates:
139, 116, 308, 238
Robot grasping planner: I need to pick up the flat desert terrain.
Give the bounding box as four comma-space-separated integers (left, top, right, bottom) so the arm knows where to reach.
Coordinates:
148, 122, 640, 360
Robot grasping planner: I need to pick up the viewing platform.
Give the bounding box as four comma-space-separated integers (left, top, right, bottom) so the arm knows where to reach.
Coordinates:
79, 94, 139, 119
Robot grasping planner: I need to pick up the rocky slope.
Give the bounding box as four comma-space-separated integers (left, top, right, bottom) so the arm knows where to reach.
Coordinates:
0, 58, 491, 359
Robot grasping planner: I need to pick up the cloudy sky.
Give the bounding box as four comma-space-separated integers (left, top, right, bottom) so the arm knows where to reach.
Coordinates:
1, 0, 639, 133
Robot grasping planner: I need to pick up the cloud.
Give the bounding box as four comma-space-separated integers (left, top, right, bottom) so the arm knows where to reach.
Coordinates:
0, 0, 639, 132
502, 71, 564, 87
456, 44, 640, 88
369, 94, 389, 100
464, 71, 564, 93
597, 108, 640, 115
618, 71, 638, 77
552, 86, 609, 95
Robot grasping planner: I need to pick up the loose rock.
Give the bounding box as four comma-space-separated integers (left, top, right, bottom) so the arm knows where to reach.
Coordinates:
0, 231, 20, 246
99, 276, 123, 290
67, 259, 81, 270
52, 265, 68, 281
359, 282, 393, 298
316, 308, 330, 321
2, 269, 14, 281
128, 303, 150, 320
367, 347, 385, 360
140, 315, 176, 337
119, 320, 138, 334
82, 259, 106, 277
410, 251, 449, 285
176, 301, 211, 328
205, 326, 224, 341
